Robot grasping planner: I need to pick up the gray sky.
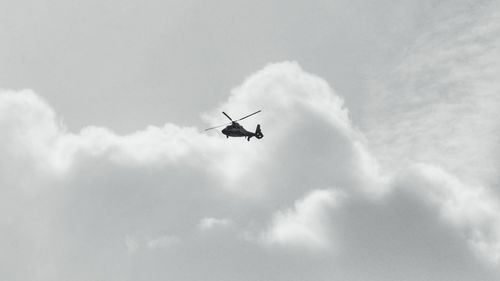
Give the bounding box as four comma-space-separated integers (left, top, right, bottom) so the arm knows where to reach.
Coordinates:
1, 0, 448, 132
1, 0, 500, 280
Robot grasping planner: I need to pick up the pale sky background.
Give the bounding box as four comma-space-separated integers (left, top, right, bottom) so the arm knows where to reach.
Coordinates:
1, 0, 470, 132
1, 0, 500, 280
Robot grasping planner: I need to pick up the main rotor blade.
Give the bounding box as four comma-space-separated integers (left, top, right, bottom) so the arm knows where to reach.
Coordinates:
204, 122, 231, 131
235, 110, 262, 122
222, 112, 233, 121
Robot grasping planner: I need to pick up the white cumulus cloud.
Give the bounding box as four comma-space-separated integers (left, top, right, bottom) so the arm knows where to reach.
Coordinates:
262, 189, 346, 250
0, 57, 499, 280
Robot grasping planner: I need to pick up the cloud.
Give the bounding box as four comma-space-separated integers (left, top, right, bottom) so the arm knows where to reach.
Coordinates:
363, 3, 500, 267
0, 57, 499, 280
125, 234, 179, 254
0, 62, 384, 280
261, 189, 346, 250
364, 4, 500, 186
397, 163, 500, 265
125, 236, 140, 254
198, 217, 232, 230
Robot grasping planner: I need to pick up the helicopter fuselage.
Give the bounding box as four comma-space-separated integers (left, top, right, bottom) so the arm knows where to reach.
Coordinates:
221, 122, 263, 141
221, 122, 253, 137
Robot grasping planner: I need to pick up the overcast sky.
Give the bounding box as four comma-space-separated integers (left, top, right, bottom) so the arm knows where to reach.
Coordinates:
1, 0, 500, 280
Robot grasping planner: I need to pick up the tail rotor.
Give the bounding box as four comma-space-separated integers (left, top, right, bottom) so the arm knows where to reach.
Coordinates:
255, 124, 264, 139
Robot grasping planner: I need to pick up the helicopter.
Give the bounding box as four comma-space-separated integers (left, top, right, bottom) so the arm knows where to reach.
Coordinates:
205, 110, 264, 141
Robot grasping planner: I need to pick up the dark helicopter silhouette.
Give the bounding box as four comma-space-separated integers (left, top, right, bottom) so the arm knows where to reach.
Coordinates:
205, 110, 264, 141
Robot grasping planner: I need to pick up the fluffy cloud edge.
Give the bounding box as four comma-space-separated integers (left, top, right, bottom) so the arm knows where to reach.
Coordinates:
260, 189, 347, 250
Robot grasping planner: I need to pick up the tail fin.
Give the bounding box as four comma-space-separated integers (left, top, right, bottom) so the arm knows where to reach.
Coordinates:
255, 124, 264, 139
247, 125, 264, 141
